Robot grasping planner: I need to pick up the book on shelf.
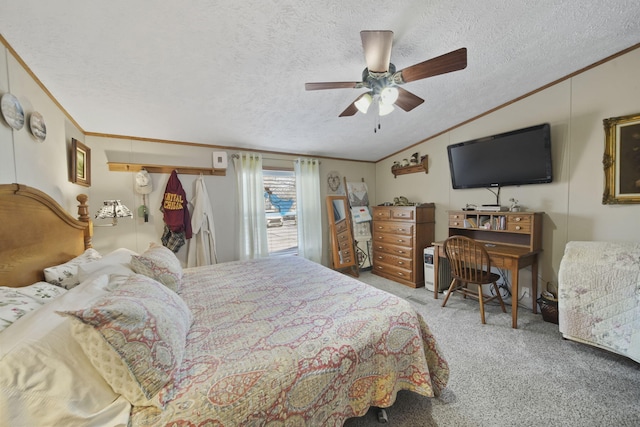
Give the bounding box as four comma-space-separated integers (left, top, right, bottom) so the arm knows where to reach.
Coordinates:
465, 217, 477, 228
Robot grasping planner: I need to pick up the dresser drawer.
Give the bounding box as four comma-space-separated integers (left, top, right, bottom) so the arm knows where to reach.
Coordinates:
506, 215, 532, 233
372, 242, 413, 258
338, 238, 352, 250
372, 222, 414, 235
373, 231, 414, 247
391, 208, 414, 221
337, 229, 350, 244
338, 248, 354, 265
373, 252, 413, 270
449, 213, 465, 228
335, 220, 348, 233
373, 206, 419, 222
372, 262, 414, 282
372, 207, 391, 219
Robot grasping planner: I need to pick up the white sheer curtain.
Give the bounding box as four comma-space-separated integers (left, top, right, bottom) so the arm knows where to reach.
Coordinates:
233, 153, 268, 260
294, 158, 322, 263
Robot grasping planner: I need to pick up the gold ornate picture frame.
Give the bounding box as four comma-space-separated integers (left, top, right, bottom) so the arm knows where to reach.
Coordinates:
71, 138, 91, 187
602, 113, 640, 204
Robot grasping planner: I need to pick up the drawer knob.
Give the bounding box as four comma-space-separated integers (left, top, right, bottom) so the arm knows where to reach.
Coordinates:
453, 222, 459, 226
515, 226, 521, 230
514, 217, 521, 222
398, 261, 404, 265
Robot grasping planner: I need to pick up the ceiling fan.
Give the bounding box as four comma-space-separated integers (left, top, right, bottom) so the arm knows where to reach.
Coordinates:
305, 30, 467, 117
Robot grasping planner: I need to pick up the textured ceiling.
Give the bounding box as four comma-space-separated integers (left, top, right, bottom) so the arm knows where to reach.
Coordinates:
1, 1, 639, 161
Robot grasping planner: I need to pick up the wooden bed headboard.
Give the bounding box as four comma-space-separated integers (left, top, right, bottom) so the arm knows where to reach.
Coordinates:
0, 183, 92, 288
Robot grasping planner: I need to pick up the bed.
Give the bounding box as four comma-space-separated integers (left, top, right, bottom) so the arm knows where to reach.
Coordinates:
558, 241, 640, 363
0, 183, 449, 426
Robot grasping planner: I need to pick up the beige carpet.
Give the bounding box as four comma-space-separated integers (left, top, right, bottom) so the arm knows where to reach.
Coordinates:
343, 271, 640, 427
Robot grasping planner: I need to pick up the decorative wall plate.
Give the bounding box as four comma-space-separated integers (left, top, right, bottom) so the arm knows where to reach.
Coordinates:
29, 111, 46, 142
1, 93, 25, 130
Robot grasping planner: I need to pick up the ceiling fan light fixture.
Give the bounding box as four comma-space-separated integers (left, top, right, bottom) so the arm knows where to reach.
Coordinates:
355, 92, 373, 114
380, 86, 399, 105
378, 101, 394, 116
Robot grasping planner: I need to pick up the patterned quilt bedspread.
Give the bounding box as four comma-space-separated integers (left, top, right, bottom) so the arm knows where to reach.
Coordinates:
130, 256, 448, 426
558, 241, 640, 363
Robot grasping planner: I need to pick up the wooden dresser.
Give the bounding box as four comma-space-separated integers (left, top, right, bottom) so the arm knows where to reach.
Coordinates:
371, 204, 435, 288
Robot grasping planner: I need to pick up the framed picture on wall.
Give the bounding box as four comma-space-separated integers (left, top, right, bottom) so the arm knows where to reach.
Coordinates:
602, 113, 640, 204
70, 138, 91, 187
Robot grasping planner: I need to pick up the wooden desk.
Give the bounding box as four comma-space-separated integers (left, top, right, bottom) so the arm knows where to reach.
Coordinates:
432, 241, 540, 329
439, 210, 544, 328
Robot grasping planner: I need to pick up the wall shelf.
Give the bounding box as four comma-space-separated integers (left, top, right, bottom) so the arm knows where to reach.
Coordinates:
107, 162, 226, 176
392, 156, 428, 178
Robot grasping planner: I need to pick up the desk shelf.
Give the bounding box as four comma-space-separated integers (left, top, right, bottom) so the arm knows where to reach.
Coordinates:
448, 211, 542, 252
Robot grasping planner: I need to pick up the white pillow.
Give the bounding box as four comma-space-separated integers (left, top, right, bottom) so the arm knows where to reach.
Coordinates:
77, 247, 138, 283
0, 274, 131, 427
43, 248, 102, 289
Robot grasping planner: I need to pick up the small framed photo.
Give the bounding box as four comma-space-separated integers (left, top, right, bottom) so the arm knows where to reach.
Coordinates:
602, 113, 640, 204
70, 138, 91, 187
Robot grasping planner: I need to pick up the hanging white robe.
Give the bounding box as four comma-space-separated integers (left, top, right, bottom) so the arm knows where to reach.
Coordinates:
187, 176, 217, 267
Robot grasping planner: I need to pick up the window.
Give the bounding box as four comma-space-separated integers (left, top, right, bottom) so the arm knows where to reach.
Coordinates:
263, 169, 297, 255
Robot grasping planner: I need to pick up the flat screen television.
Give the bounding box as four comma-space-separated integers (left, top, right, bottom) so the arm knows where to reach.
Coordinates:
447, 123, 552, 189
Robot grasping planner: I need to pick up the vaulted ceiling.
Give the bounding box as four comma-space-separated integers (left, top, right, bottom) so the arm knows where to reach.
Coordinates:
1, 1, 639, 161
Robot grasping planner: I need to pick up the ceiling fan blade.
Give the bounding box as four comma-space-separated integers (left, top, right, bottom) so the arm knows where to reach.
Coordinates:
361, 30, 393, 73
398, 47, 467, 83
305, 82, 359, 91
339, 101, 359, 117
339, 92, 371, 117
394, 87, 425, 112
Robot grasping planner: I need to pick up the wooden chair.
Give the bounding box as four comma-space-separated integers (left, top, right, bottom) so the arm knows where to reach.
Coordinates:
441, 235, 507, 324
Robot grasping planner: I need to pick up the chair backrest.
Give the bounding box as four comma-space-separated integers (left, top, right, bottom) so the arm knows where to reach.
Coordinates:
443, 235, 494, 284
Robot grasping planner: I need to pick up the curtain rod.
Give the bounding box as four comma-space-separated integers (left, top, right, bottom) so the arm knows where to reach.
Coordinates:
230, 153, 320, 163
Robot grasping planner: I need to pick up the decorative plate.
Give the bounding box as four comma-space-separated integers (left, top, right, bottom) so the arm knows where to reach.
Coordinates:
1, 93, 25, 130
29, 111, 46, 142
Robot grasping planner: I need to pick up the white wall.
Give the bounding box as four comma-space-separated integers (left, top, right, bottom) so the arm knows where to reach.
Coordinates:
0, 46, 85, 212
0, 40, 376, 266
86, 136, 376, 266
375, 47, 640, 306
2, 39, 638, 276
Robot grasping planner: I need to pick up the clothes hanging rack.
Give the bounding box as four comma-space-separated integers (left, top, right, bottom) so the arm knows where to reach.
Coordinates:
107, 162, 225, 176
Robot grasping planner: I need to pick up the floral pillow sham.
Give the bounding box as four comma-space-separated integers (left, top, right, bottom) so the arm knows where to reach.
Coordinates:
43, 248, 102, 289
0, 283, 67, 332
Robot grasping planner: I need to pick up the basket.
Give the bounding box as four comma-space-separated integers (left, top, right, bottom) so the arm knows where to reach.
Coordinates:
537, 294, 558, 324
